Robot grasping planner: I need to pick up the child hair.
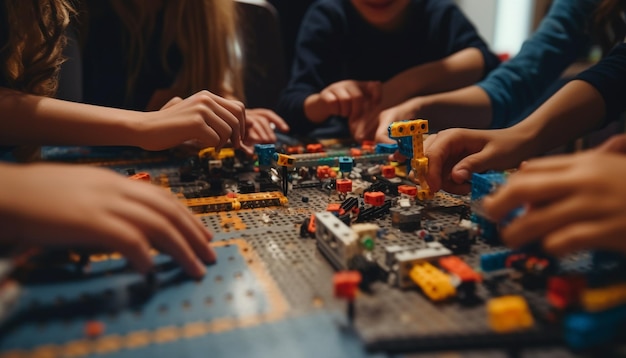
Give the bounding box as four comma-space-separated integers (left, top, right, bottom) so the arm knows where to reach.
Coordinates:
592, 0, 626, 56
0, 0, 75, 96
108, 0, 245, 102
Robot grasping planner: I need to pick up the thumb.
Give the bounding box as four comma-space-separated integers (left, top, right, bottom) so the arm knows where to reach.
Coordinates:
452, 150, 492, 184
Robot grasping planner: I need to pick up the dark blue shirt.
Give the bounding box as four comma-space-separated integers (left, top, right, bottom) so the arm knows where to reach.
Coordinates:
575, 43, 626, 124
277, 0, 499, 137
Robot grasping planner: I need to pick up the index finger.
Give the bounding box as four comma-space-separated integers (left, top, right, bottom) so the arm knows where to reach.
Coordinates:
208, 92, 246, 147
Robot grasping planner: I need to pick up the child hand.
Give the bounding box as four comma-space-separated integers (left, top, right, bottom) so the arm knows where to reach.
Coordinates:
483, 151, 626, 256
1, 163, 216, 278
305, 80, 381, 125
595, 133, 626, 154
374, 98, 422, 144
139, 90, 246, 151
424, 127, 533, 194
244, 108, 290, 145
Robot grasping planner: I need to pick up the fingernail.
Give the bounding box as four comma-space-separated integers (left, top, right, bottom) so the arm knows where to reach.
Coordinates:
204, 245, 217, 264
192, 259, 206, 278
456, 169, 470, 182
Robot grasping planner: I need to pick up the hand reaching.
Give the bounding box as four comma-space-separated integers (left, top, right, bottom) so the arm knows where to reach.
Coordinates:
424, 127, 534, 194
374, 98, 422, 143
138, 90, 246, 151
483, 151, 626, 256
0, 163, 216, 278
244, 108, 290, 145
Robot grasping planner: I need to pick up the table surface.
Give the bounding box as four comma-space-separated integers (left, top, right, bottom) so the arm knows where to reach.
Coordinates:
0, 144, 623, 358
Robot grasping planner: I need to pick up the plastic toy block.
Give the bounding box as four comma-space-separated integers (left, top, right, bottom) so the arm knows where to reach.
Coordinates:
254, 144, 276, 166
391, 242, 452, 288
487, 296, 534, 333
350, 148, 362, 157
364, 191, 385, 206
315, 212, 360, 270
352, 223, 379, 251
439, 226, 473, 254
316, 165, 337, 179
274, 153, 296, 167
338, 156, 354, 173
480, 250, 513, 272
375, 143, 398, 154
336, 179, 353, 193
381, 165, 396, 178
334, 271, 362, 301
470, 172, 507, 201
547, 275, 586, 310
128, 172, 151, 182
388, 120, 432, 200
581, 282, 626, 313
326, 203, 344, 215
409, 261, 456, 301
439, 256, 482, 283
564, 303, 626, 350
306, 143, 324, 153
340, 197, 359, 212
398, 185, 417, 197
390, 207, 421, 232
361, 140, 376, 153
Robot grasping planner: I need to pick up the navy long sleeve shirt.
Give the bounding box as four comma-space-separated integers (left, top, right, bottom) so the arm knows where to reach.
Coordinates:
575, 43, 626, 124
277, 0, 499, 137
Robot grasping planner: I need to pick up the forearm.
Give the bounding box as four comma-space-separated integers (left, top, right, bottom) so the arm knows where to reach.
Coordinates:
0, 163, 29, 244
414, 85, 493, 131
382, 48, 486, 108
513, 80, 606, 156
0, 88, 141, 146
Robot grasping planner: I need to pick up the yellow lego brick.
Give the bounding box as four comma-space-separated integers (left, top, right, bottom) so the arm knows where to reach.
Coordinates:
389, 119, 429, 137
581, 282, 626, 312
409, 262, 456, 302
487, 295, 534, 333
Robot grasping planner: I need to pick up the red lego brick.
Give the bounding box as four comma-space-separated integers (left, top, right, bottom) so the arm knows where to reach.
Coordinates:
398, 185, 417, 196
381, 165, 396, 178
334, 271, 362, 301
364, 191, 385, 206
336, 179, 353, 193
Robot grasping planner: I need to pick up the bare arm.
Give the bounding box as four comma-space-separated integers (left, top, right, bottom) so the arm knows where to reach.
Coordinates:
0, 88, 246, 151
381, 48, 487, 109
513, 80, 605, 155
376, 85, 492, 142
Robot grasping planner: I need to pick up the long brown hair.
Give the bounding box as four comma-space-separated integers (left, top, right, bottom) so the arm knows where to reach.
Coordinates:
0, 0, 74, 96
110, 0, 245, 102
593, 0, 626, 55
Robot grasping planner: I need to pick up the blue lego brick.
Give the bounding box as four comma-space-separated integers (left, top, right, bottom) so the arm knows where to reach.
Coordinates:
338, 156, 354, 173
375, 143, 398, 154
394, 137, 414, 158
480, 250, 513, 272
470, 172, 507, 201
471, 214, 498, 241
254, 144, 276, 166
563, 303, 626, 350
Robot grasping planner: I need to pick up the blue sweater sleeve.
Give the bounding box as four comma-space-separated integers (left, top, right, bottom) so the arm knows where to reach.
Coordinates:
479, 0, 600, 128
575, 43, 626, 124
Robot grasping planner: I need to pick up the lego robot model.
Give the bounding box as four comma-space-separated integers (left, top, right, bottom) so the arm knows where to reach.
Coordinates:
388, 119, 433, 200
